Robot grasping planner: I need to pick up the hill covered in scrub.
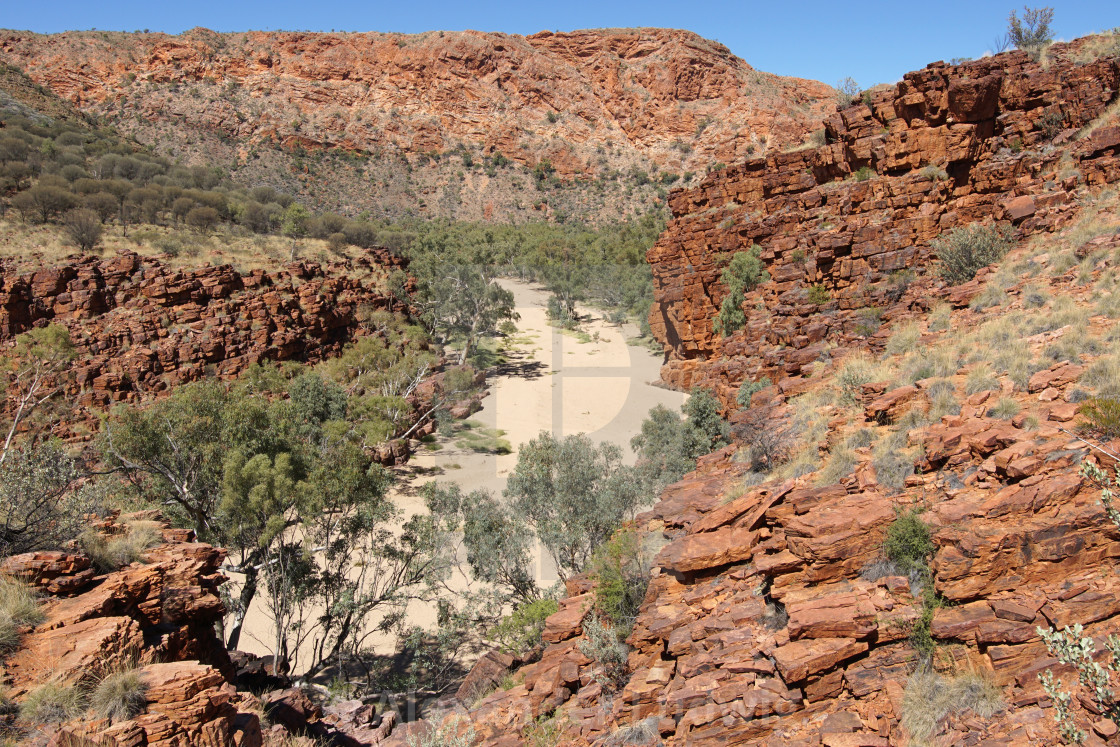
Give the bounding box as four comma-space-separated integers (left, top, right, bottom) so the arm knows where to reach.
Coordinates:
391, 31, 1120, 746
0, 27, 834, 222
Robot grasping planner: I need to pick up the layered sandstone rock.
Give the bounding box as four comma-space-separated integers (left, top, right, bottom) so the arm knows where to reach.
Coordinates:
0, 249, 408, 436
647, 40, 1120, 397
1, 515, 264, 746
0, 28, 833, 179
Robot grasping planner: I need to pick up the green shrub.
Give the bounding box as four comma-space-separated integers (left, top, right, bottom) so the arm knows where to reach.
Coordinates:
933, 224, 1015, 285
683, 387, 730, 449
853, 166, 875, 182
20, 682, 86, 724
836, 77, 861, 108
1036, 462, 1120, 743
736, 377, 771, 407
1007, 5, 1054, 59
920, 164, 949, 181
90, 669, 148, 721
883, 509, 934, 577
714, 288, 745, 337
1079, 397, 1120, 438
491, 598, 558, 657
807, 284, 830, 305
590, 529, 651, 634
577, 613, 629, 691
714, 245, 769, 336
631, 405, 711, 492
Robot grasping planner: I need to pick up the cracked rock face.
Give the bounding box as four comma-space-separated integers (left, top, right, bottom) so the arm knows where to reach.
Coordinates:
2, 515, 263, 747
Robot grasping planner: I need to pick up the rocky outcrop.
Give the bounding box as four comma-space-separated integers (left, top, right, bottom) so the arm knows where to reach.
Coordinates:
0, 28, 832, 179
435, 374, 1120, 744
0, 248, 408, 436
51, 662, 262, 747
647, 39, 1120, 397
4, 519, 233, 692
1, 514, 264, 746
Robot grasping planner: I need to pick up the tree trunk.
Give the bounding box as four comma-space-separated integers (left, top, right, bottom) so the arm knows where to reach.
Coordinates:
225, 564, 259, 651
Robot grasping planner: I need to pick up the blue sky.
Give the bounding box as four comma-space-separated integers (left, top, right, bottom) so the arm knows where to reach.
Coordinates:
4, 1, 1118, 87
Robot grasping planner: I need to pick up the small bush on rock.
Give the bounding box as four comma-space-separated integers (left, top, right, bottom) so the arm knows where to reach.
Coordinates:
79, 521, 161, 573
590, 529, 652, 635
736, 377, 771, 407
491, 598, 558, 657
902, 669, 1004, 744
988, 397, 1021, 420
604, 717, 661, 746
884, 509, 935, 577
713, 245, 768, 336
1079, 397, 1120, 438
1037, 462, 1120, 743
933, 224, 1014, 285
1007, 5, 1054, 60
578, 613, 629, 691
406, 715, 477, 747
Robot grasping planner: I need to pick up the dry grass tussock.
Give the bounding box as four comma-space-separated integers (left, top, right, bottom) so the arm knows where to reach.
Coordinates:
835, 352, 893, 407
90, 666, 148, 721
79, 519, 162, 573
885, 322, 922, 356
0, 576, 45, 655
775, 389, 835, 480
901, 668, 1004, 745
603, 717, 661, 746
19, 681, 86, 724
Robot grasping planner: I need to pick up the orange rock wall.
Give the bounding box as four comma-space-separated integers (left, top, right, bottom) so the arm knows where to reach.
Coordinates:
0, 249, 408, 429
648, 42, 1120, 397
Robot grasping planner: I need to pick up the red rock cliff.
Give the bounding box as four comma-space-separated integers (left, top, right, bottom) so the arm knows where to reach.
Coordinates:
648, 40, 1120, 397
0, 27, 833, 177
0, 249, 408, 433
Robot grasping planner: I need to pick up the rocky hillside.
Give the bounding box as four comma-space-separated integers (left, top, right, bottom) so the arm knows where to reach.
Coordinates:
0, 27, 834, 222
392, 35, 1120, 746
